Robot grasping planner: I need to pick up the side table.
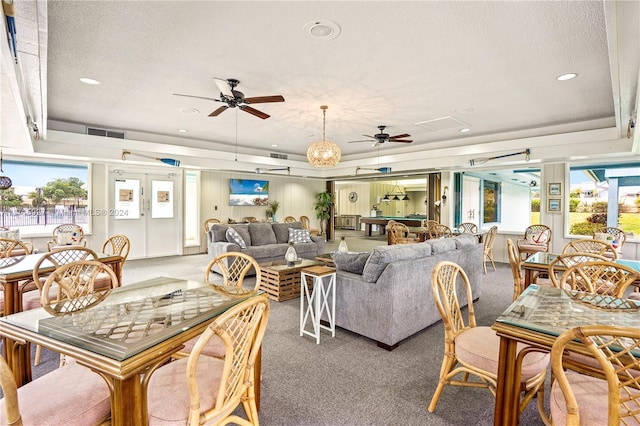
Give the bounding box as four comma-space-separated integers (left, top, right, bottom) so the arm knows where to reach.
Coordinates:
300, 265, 336, 344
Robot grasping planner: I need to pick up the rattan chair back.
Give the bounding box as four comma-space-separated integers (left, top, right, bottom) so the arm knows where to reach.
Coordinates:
550, 325, 640, 425
517, 224, 552, 260
0, 238, 32, 258
507, 239, 524, 301
548, 252, 609, 288
41, 260, 118, 315
428, 224, 453, 239
559, 260, 640, 297
205, 252, 261, 296
562, 239, 618, 259
483, 225, 498, 273
47, 224, 86, 251
595, 226, 627, 249
33, 246, 99, 291
203, 218, 221, 233
457, 222, 478, 234
101, 234, 130, 263
284, 216, 296, 223
387, 221, 419, 244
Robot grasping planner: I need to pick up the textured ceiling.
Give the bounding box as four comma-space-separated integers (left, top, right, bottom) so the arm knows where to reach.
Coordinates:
2, 0, 639, 177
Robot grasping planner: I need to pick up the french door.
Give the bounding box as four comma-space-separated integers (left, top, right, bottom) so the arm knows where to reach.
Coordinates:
108, 169, 182, 259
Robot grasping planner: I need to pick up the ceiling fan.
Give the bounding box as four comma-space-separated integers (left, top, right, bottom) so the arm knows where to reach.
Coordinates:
173, 78, 285, 119
348, 125, 413, 146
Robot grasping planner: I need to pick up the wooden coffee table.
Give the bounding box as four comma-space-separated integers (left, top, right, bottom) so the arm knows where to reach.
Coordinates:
259, 259, 323, 301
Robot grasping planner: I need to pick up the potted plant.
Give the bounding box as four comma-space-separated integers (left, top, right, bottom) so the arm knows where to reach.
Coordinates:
267, 200, 280, 222
314, 191, 332, 236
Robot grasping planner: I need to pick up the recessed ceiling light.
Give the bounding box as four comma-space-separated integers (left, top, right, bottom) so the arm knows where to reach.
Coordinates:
80, 77, 100, 85
303, 19, 341, 40
177, 129, 188, 133
271, 144, 279, 147
556, 73, 577, 81
180, 108, 200, 114
459, 128, 471, 133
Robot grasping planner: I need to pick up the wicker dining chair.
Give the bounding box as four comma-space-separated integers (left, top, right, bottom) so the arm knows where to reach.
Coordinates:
594, 226, 627, 250
506, 239, 526, 301
428, 224, 453, 239
0, 355, 111, 426
457, 222, 478, 234
558, 260, 640, 297
549, 325, 640, 426
428, 261, 548, 416
284, 215, 296, 223
517, 224, 552, 261
46, 223, 87, 251
204, 252, 261, 296
0, 238, 32, 258
147, 295, 270, 426
203, 218, 221, 233
482, 225, 498, 274
101, 234, 131, 263
299, 215, 320, 236
387, 221, 420, 244
548, 252, 609, 289
562, 238, 618, 260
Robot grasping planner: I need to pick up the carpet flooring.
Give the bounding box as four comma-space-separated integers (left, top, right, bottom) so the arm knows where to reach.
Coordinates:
26, 232, 548, 425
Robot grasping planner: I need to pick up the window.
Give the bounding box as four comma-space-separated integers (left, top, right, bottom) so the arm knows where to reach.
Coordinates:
568, 163, 640, 237
0, 160, 90, 236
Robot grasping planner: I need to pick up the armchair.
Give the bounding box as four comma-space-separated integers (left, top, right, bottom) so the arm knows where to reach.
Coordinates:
47, 223, 86, 251
517, 224, 552, 261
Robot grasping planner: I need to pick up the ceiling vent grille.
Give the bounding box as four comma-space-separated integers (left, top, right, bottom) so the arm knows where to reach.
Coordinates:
415, 116, 469, 132
270, 153, 288, 160
86, 127, 126, 139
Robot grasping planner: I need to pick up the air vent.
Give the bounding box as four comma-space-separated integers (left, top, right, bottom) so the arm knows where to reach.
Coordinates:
415, 116, 469, 132
270, 153, 288, 160
86, 127, 126, 139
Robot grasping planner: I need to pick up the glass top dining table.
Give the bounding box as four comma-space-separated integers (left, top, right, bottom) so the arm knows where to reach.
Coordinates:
492, 284, 640, 425
0, 276, 261, 425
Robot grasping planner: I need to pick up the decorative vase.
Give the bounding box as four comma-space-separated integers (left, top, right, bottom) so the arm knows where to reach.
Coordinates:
285, 242, 297, 266
338, 236, 348, 253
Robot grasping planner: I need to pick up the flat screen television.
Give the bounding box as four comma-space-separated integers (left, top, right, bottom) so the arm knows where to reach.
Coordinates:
229, 179, 269, 206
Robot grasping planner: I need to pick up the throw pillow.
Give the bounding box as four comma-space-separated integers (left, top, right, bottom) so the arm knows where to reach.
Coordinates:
0, 229, 19, 241
57, 231, 74, 245
332, 252, 370, 275
288, 228, 312, 243
531, 231, 548, 244
226, 227, 247, 248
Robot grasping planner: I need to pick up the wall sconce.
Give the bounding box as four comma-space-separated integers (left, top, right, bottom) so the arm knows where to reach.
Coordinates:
441, 186, 449, 205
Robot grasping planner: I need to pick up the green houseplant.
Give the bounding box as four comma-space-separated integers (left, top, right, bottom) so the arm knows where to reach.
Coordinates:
267, 200, 280, 222
314, 191, 332, 236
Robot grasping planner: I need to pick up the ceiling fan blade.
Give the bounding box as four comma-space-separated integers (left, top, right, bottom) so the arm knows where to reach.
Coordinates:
214, 78, 234, 99
244, 95, 285, 104
240, 105, 270, 119
389, 133, 410, 139
389, 139, 413, 143
173, 93, 221, 102
208, 106, 228, 117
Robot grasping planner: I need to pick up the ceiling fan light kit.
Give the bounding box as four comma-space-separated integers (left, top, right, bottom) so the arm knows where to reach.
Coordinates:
307, 105, 341, 167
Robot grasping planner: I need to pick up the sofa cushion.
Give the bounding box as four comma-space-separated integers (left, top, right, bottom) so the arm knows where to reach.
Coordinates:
361, 243, 432, 283
288, 228, 312, 243
211, 224, 229, 242
273, 222, 301, 243
248, 223, 277, 246
454, 234, 477, 248
430, 238, 457, 253
244, 243, 288, 260
333, 252, 370, 274
226, 227, 247, 248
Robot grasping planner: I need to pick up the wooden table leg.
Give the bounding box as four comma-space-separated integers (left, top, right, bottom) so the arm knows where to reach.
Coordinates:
364, 223, 372, 236
494, 336, 520, 426
524, 268, 534, 288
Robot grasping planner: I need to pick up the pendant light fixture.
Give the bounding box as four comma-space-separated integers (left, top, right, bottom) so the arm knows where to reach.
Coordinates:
0, 149, 12, 190
307, 105, 341, 167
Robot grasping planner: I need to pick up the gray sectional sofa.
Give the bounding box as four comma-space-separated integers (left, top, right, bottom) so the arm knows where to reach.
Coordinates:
330, 235, 483, 350
207, 221, 326, 264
